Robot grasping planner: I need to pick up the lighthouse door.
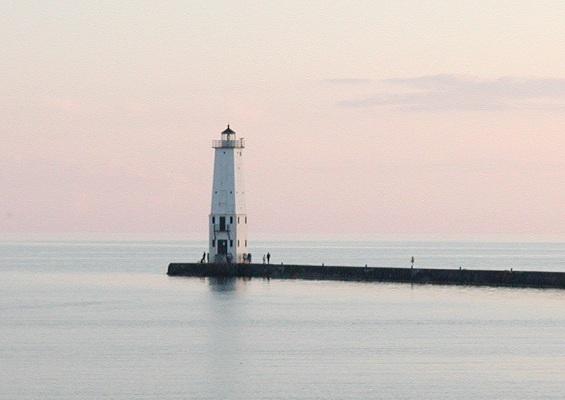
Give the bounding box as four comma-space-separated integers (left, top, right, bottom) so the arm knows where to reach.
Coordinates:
218, 240, 228, 255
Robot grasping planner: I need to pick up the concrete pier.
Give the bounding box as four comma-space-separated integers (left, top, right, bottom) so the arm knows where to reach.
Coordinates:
167, 263, 565, 289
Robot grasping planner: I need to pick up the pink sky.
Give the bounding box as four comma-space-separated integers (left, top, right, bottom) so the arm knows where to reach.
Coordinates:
2, 1, 564, 240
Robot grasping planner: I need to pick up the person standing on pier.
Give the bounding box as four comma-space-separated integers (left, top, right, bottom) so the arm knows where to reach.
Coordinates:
267, 252, 271, 264
263, 254, 266, 264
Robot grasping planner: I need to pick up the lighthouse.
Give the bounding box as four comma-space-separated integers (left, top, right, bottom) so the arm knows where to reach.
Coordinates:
209, 125, 248, 263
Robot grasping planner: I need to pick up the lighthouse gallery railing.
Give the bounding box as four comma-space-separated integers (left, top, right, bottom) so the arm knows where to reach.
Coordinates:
212, 139, 245, 148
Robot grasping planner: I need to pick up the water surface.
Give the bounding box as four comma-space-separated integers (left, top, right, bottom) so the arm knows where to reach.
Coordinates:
1, 240, 565, 399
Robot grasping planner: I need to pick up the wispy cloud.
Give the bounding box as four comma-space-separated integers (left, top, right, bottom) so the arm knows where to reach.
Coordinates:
339, 75, 565, 111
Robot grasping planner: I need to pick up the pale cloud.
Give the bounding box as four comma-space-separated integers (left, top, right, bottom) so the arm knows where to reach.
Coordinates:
339, 75, 565, 111
323, 78, 373, 85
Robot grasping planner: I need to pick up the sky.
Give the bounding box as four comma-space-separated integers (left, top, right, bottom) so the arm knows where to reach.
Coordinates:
2, 0, 565, 241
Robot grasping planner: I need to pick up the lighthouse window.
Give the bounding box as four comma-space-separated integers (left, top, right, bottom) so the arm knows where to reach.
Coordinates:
212, 240, 215, 247
237, 217, 240, 224
237, 240, 240, 247
245, 240, 247, 246
230, 216, 233, 224
212, 217, 215, 224
230, 240, 233, 247
245, 217, 247, 224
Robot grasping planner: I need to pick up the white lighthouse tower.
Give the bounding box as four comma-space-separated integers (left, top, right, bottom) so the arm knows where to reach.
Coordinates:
209, 125, 248, 263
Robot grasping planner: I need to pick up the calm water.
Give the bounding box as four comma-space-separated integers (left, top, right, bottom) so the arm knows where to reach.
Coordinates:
1, 240, 565, 399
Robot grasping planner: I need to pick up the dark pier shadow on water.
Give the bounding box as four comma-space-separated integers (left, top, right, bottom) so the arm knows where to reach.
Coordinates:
207, 276, 257, 293
207, 276, 238, 292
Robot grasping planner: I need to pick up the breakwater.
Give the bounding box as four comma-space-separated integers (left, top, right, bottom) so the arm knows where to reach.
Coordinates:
167, 263, 565, 289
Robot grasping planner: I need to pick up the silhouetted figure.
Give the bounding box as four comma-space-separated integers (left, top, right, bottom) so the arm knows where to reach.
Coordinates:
206, 253, 210, 263
411, 256, 415, 269
200, 252, 206, 263
267, 252, 271, 264
248, 253, 252, 263
262, 254, 266, 264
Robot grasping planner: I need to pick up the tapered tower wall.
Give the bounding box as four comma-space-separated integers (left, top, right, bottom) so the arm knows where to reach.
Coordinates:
208, 127, 248, 263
